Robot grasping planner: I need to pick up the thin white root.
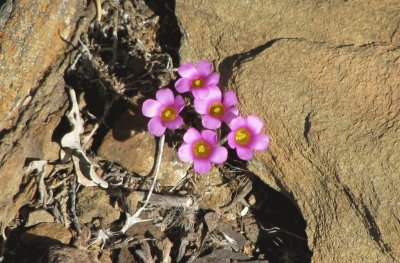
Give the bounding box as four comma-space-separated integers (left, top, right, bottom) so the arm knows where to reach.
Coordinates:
117, 134, 165, 235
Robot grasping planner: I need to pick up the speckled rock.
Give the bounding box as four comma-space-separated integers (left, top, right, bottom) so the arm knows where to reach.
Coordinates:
176, 1, 400, 262
0, 0, 84, 236
98, 108, 190, 186
26, 209, 54, 227
193, 167, 232, 211
76, 187, 120, 225
39, 245, 100, 263
21, 223, 72, 248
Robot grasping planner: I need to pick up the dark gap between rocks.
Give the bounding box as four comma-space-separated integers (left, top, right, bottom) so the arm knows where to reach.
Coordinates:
250, 175, 312, 263
145, 0, 183, 65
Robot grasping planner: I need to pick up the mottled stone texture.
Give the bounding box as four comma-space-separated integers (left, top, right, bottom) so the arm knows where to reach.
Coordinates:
76, 187, 120, 225
176, 0, 400, 262
39, 246, 100, 263
21, 223, 72, 248
98, 109, 191, 186
0, 0, 82, 231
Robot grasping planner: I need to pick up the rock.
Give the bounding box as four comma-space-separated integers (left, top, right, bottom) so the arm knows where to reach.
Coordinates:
176, 1, 400, 262
39, 245, 100, 263
192, 249, 252, 263
0, 0, 87, 236
126, 220, 163, 240
26, 209, 54, 227
21, 223, 72, 248
235, 41, 400, 263
242, 217, 259, 244
177, 0, 400, 65
76, 187, 120, 226
98, 108, 191, 186
98, 251, 113, 263
216, 221, 247, 251
125, 191, 142, 215
117, 246, 135, 263
193, 167, 232, 211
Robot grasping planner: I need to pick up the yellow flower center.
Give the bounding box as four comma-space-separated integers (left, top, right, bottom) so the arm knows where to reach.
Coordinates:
161, 106, 176, 123
191, 78, 205, 88
193, 140, 211, 158
209, 102, 225, 118
235, 128, 251, 146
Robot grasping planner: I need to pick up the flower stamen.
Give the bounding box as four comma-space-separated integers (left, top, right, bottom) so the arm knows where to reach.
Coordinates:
191, 78, 205, 89
235, 128, 251, 146
161, 106, 177, 123
209, 102, 225, 118
193, 140, 211, 158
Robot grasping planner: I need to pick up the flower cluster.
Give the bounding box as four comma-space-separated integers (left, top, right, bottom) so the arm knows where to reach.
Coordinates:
142, 60, 270, 174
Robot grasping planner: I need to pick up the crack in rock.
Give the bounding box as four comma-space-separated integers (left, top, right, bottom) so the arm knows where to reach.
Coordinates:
342, 185, 395, 260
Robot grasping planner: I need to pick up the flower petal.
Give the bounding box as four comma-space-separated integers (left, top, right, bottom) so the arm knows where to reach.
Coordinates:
183, 128, 201, 144
221, 110, 239, 124
156, 88, 174, 105
165, 115, 183, 130
178, 144, 193, 162
236, 146, 253, 160
229, 116, 246, 130
251, 134, 270, 151
178, 62, 198, 78
196, 59, 212, 76
247, 115, 264, 134
142, 99, 161, 118
202, 114, 222, 129
209, 146, 228, 164
148, 117, 166, 137
205, 72, 220, 87
193, 159, 212, 174
206, 86, 222, 101
201, 130, 218, 145
227, 131, 237, 149
194, 98, 209, 114
175, 78, 191, 93
174, 95, 185, 112
231, 108, 239, 116
191, 87, 209, 99
223, 91, 238, 108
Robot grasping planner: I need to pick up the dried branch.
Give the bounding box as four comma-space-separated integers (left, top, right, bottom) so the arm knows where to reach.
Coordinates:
95, 0, 102, 22
90, 135, 166, 251
108, 237, 154, 250
26, 160, 49, 206
119, 134, 165, 234
220, 180, 252, 211
68, 176, 81, 233
111, 14, 118, 69
133, 191, 193, 208
61, 88, 108, 188
162, 238, 173, 263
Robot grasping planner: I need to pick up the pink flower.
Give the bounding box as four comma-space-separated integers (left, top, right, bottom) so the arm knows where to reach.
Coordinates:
175, 59, 220, 98
194, 88, 239, 129
227, 115, 270, 160
178, 128, 228, 174
142, 88, 185, 136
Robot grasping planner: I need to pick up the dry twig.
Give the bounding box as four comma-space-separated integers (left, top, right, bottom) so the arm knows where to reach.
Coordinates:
95, 0, 102, 22
133, 191, 193, 208
220, 180, 252, 212
119, 134, 165, 234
